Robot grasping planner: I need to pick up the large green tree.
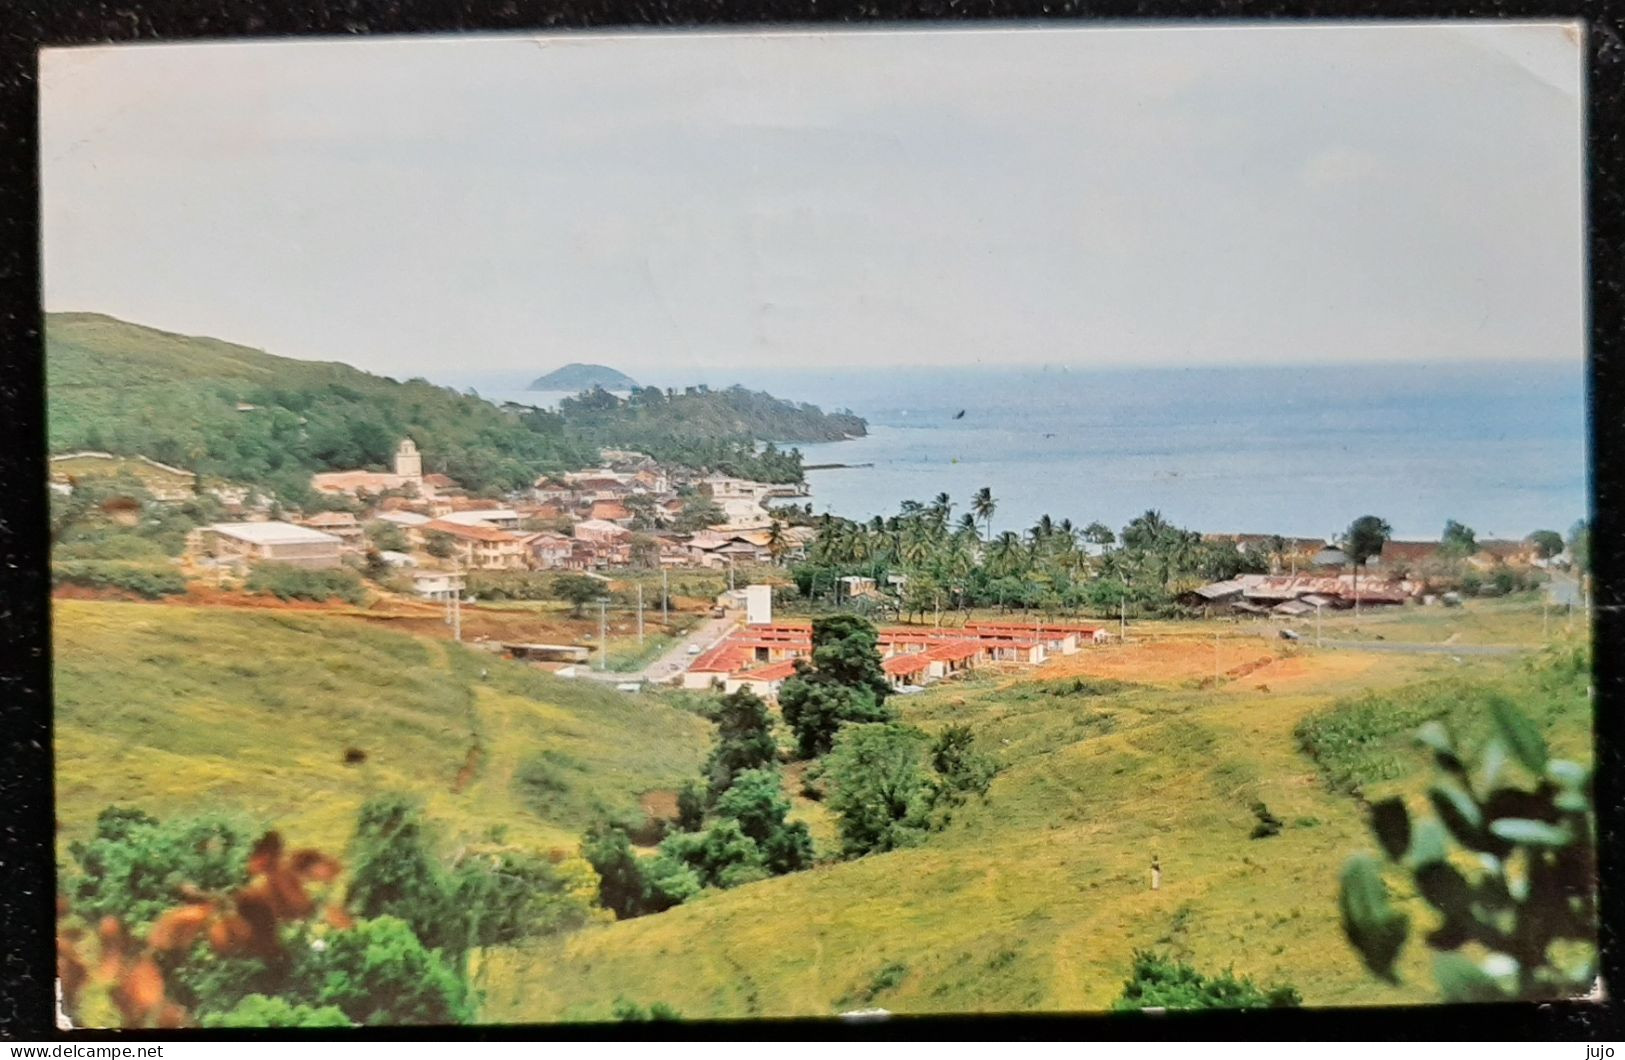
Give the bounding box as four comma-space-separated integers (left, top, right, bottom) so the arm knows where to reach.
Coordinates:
1441, 519, 1478, 555
825, 724, 932, 857
1529, 529, 1564, 560
1344, 515, 1393, 566
553, 573, 604, 619
706, 687, 779, 795
778, 614, 894, 758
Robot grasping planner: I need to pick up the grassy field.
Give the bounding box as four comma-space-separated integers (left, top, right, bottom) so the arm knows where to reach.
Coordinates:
53, 599, 713, 858
1284, 593, 1568, 646
477, 614, 1591, 1022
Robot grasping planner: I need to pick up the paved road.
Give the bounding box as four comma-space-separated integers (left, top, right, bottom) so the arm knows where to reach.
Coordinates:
1313, 639, 1530, 656
578, 612, 740, 685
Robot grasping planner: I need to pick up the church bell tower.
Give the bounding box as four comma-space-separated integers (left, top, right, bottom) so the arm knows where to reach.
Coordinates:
394, 438, 423, 480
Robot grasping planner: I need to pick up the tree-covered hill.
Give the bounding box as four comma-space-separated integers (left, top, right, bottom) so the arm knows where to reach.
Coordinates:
46, 313, 597, 501
47, 313, 870, 496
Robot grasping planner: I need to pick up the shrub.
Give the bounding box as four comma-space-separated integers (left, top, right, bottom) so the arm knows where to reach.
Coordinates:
1112, 950, 1301, 1011
68, 807, 256, 930
1294, 682, 1462, 795
345, 797, 454, 953
1250, 802, 1284, 839
706, 688, 778, 796
928, 725, 997, 805
245, 562, 366, 605
198, 995, 351, 1028
675, 781, 706, 832
826, 724, 932, 857
448, 848, 595, 948
1339, 697, 1596, 1001
52, 560, 186, 599
656, 819, 767, 890
291, 915, 474, 1025
838, 961, 909, 1008
611, 999, 681, 1021
581, 824, 650, 920
513, 751, 583, 818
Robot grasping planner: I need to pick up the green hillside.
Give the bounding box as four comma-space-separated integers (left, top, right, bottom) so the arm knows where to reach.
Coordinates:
53, 600, 713, 856
46, 312, 868, 495
476, 636, 1590, 1021
52, 595, 1590, 1021
46, 312, 594, 500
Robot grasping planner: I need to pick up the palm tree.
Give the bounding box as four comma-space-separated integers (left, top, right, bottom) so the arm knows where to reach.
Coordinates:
766, 520, 788, 565
930, 492, 954, 533
971, 487, 997, 543
990, 530, 1024, 577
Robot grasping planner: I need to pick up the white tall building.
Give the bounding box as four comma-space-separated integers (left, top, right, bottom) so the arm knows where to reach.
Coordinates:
393, 438, 423, 480
745, 583, 773, 626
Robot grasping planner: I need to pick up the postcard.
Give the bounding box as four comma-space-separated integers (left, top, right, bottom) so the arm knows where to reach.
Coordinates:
42, 22, 1592, 1028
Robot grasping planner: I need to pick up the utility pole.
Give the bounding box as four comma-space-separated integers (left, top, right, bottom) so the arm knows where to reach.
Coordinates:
728, 556, 735, 593
1316, 602, 1323, 648
452, 590, 462, 643
1543, 598, 1550, 639
662, 568, 669, 626
598, 597, 608, 671
636, 582, 644, 646
1120, 595, 1126, 643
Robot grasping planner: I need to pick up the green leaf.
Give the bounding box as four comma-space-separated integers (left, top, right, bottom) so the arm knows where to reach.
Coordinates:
1414, 860, 1473, 917
1434, 952, 1510, 1003
1489, 695, 1547, 774
1478, 739, 1509, 793
1429, 783, 1492, 852
1407, 819, 1449, 866
1488, 817, 1572, 847
1415, 721, 1465, 774
1339, 855, 1408, 983
1545, 759, 1588, 790
1554, 790, 1589, 814
1369, 798, 1411, 861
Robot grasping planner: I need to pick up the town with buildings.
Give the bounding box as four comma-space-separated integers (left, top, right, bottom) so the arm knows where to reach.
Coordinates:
49, 431, 1583, 702
138, 436, 816, 595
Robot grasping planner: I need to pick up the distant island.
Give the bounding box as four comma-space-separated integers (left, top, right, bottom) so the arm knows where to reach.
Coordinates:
528, 363, 638, 391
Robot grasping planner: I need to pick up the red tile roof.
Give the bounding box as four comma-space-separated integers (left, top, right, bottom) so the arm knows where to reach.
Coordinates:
423, 519, 520, 543
733, 660, 797, 682
923, 641, 983, 663
689, 644, 755, 673
965, 622, 1101, 637
883, 654, 933, 677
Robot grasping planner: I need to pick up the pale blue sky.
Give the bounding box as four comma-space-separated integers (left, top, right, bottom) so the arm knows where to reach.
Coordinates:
41, 23, 1584, 381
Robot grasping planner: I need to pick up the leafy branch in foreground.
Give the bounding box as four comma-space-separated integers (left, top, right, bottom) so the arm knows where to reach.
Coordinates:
1339, 695, 1596, 1001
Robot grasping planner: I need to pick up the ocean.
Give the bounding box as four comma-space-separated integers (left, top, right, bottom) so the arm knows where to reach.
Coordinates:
456, 363, 1589, 542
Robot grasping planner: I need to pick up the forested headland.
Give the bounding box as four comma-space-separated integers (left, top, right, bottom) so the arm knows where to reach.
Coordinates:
46, 314, 867, 499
